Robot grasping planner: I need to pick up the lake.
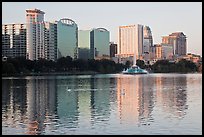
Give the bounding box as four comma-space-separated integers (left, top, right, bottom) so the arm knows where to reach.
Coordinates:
2, 73, 202, 135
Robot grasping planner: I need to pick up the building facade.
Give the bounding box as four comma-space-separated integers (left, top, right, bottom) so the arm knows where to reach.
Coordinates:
2, 23, 27, 58
143, 26, 153, 61
90, 28, 110, 60
110, 42, 117, 58
117, 24, 143, 64
150, 44, 162, 60
162, 32, 187, 56
26, 9, 45, 60
44, 22, 57, 61
57, 18, 78, 59
143, 26, 153, 54
78, 30, 91, 60
161, 43, 173, 60
155, 44, 162, 60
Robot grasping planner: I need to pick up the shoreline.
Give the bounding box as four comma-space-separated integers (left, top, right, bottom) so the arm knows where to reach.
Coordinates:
2, 71, 99, 77
2, 71, 201, 77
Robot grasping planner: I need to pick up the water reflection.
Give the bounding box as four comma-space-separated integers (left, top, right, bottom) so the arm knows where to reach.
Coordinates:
90, 77, 111, 126
2, 79, 27, 130
154, 75, 188, 118
116, 76, 154, 126
2, 74, 199, 135
26, 78, 57, 135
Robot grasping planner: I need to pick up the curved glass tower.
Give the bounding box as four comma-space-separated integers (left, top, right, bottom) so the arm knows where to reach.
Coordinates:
143, 26, 153, 54
57, 18, 78, 59
90, 28, 110, 59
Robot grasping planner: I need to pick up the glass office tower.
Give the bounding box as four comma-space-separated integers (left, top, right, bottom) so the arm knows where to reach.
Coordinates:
57, 18, 78, 59
90, 28, 110, 60
78, 30, 91, 60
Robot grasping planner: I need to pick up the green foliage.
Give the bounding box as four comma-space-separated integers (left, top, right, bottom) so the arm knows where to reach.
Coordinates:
125, 60, 131, 68
2, 56, 126, 75
136, 60, 145, 69
152, 59, 198, 73
2, 57, 199, 76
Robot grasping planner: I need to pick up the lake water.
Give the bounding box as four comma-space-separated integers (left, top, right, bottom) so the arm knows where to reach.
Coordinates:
2, 73, 202, 135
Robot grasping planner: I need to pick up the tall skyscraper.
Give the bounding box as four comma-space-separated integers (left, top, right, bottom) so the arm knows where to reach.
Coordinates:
118, 24, 143, 64
57, 18, 78, 59
143, 26, 153, 61
26, 9, 45, 60
90, 28, 110, 60
78, 30, 91, 60
162, 32, 187, 56
2, 23, 26, 58
143, 26, 153, 54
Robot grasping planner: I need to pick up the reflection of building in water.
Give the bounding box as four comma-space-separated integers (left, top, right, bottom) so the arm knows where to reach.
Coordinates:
76, 77, 92, 127
26, 77, 57, 135
117, 76, 140, 123
137, 77, 155, 124
2, 79, 27, 127
56, 78, 79, 128
155, 76, 162, 105
116, 76, 154, 125
90, 77, 111, 124
155, 76, 188, 118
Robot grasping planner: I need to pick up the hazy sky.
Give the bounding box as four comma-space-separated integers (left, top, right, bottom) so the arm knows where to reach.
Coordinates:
2, 2, 202, 56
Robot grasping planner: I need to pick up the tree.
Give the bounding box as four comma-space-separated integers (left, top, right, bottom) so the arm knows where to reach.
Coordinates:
125, 60, 131, 68
136, 59, 145, 69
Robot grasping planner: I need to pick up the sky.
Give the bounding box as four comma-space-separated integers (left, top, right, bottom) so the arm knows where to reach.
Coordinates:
2, 2, 202, 56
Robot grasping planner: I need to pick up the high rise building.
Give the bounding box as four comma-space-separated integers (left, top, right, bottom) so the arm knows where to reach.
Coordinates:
110, 42, 117, 58
57, 18, 78, 59
143, 26, 153, 53
2, 23, 26, 58
44, 22, 57, 61
143, 26, 153, 61
143, 26, 153, 60
162, 32, 187, 56
26, 9, 45, 60
117, 24, 143, 64
78, 30, 91, 60
90, 28, 110, 60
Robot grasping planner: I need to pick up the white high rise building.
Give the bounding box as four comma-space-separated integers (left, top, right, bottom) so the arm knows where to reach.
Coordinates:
26, 9, 45, 60
117, 24, 143, 65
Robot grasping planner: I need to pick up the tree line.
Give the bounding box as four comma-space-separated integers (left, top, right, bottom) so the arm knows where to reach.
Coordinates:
126, 59, 199, 73
2, 56, 200, 76
2, 56, 125, 75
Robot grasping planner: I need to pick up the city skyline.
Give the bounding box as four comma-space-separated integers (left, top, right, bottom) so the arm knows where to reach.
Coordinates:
2, 2, 202, 56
